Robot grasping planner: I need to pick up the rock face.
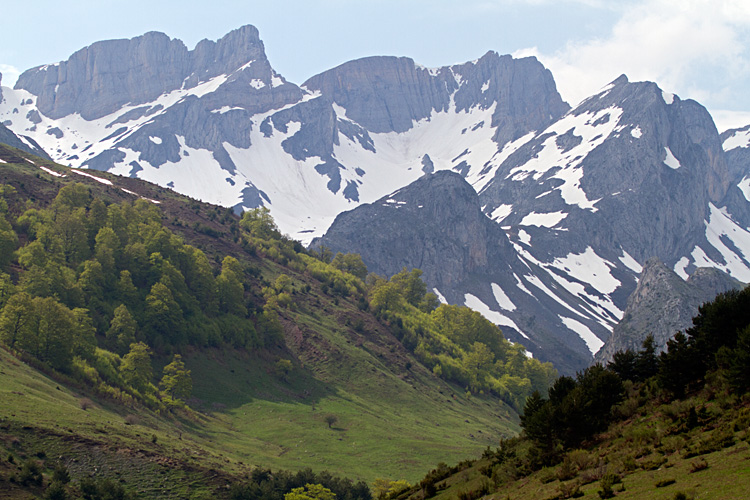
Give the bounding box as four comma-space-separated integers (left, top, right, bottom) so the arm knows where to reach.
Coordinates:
595, 259, 742, 363
15, 26, 281, 121
303, 51, 569, 144
480, 75, 730, 269
312, 171, 505, 289
313, 171, 612, 374
0, 123, 50, 159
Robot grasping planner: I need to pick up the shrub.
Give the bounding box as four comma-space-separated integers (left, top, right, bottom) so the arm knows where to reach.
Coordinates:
19, 459, 43, 486
557, 480, 583, 499
641, 455, 668, 471
52, 464, 70, 484
44, 481, 68, 500
622, 455, 638, 472
567, 449, 595, 471
660, 435, 686, 454
79, 398, 93, 410
689, 458, 708, 473
597, 473, 620, 499
556, 458, 577, 481
656, 478, 676, 487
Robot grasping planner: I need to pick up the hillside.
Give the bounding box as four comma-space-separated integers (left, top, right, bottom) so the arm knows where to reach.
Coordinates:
383, 286, 750, 500
0, 144, 548, 498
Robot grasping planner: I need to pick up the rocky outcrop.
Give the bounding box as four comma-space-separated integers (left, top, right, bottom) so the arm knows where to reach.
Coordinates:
303, 51, 569, 145
595, 258, 742, 363
313, 171, 610, 375
14, 26, 284, 121
480, 75, 731, 268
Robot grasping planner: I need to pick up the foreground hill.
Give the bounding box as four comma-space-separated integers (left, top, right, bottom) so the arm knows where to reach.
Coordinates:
388, 286, 750, 500
0, 144, 553, 498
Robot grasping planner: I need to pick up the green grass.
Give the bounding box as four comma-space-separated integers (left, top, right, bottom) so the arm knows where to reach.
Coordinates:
396, 390, 750, 500
0, 146, 522, 495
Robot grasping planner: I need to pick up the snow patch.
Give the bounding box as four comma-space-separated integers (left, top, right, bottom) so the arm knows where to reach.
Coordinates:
70, 169, 113, 185
630, 126, 642, 139
520, 211, 567, 228
433, 288, 448, 304
187, 74, 230, 98
701, 203, 750, 281
664, 147, 681, 169
738, 176, 750, 202
550, 246, 620, 294
518, 229, 531, 246
618, 250, 642, 273
38, 165, 66, 177
674, 257, 690, 280
662, 91, 675, 105
560, 316, 604, 354
149, 136, 162, 145
491, 283, 516, 311
723, 128, 750, 151
464, 293, 529, 339
211, 106, 244, 114
249, 79, 265, 90
490, 204, 512, 222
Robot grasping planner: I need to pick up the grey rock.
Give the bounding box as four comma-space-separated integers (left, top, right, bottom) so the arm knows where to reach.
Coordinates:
481, 75, 730, 267
0, 123, 51, 159
313, 171, 605, 374
303, 51, 569, 147
15, 25, 276, 121
595, 258, 743, 363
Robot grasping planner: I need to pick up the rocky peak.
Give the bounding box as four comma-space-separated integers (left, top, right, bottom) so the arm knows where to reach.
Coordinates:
595, 258, 742, 363
310, 170, 505, 288
15, 25, 271, 121
303, 52, 569, 146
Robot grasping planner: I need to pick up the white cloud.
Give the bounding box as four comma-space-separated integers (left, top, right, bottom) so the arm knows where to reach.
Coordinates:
0, 64, 20, 88
520, 0, 750, 113
712, 110, 750, 132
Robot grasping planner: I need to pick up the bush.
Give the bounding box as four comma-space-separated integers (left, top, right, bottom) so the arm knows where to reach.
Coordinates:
656, 478, 676, 488
597, 473, 620, 499
566, 449, 595, 471
19, 459, 43, 486
44, 481, 68, 500
689, 458, 708, 473
52, 464, 70, 484
556, 458, 577, 481
557, 480, 583, 499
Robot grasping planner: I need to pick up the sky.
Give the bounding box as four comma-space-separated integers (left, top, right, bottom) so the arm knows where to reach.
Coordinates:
2, 0, 749, 130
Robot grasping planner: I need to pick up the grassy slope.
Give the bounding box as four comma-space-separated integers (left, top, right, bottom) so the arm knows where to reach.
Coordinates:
0, 145, 520, 495
396, 390, 750, 500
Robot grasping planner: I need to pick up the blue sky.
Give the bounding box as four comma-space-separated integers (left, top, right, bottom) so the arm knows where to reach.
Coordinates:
2, 0, 749, 129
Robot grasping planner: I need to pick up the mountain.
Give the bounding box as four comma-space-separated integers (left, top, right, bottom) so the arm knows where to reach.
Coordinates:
2, 26, 750, 372
594, 258, 742, 363
315, 74, 750, 372
312, 171, 601, 374
0, 72, 51, 158
0, 28, 568, 244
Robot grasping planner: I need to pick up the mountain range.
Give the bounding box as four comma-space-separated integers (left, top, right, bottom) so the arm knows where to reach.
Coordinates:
1, 25, 749, 373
